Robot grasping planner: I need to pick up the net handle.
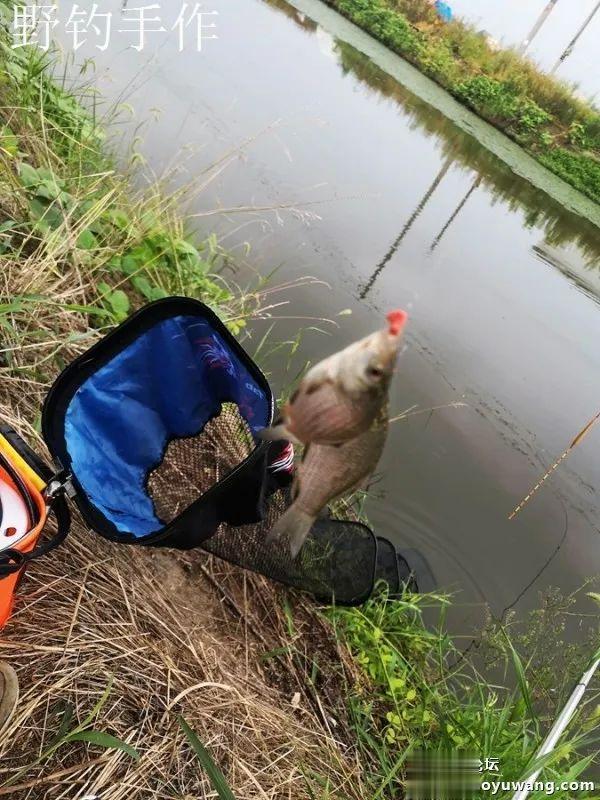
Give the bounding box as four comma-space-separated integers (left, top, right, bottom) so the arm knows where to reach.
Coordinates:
0, 495, 70, 578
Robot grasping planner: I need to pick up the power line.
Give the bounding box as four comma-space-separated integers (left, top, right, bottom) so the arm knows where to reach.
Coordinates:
359, 155, 453, 299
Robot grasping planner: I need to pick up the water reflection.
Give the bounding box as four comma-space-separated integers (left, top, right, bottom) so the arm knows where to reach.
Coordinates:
253, 0, 600, 626
265, 0, 600, 267
56, 0, 600, 625
430, 175, 482, 253
360, 155, 454, 298
335, 37, 600, 264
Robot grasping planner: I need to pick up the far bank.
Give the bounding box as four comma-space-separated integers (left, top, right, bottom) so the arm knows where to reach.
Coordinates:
320, 0, 600, 207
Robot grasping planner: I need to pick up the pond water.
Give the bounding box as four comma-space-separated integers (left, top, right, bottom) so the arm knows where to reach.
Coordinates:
55, 0, 600, 629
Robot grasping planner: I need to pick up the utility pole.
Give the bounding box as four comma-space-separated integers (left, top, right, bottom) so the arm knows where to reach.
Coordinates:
551, 0, 600, 73
429, 175, 482, 253
519, 0, 560, 54
359, 155, 453, 300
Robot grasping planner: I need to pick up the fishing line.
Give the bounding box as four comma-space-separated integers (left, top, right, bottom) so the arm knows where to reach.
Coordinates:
388, 400, 468, 424
447, 503, 570, 671
500, 504, 569, 621
508, 410, 600, 520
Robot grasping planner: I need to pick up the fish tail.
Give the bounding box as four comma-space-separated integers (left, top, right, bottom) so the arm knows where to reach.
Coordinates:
266, 504, 315, 559
258, 424, 300, 444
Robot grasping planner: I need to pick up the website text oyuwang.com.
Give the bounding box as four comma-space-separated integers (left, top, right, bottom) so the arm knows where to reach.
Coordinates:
482, 780, 595, 796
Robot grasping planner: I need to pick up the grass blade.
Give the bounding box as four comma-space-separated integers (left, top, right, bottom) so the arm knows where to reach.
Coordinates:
503, 632, 537, 730
66, 730, 140, 761
178, 716, 237, 800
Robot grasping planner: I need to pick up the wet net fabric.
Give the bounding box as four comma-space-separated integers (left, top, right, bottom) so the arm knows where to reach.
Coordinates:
376, 536, 401, 593
202, 501, 377, 606
147, 403, 255, 521
148, 402, 377, 605
376, 536, 417, 596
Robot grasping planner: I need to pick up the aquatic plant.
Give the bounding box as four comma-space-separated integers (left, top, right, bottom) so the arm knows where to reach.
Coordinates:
539, 148, 600, 203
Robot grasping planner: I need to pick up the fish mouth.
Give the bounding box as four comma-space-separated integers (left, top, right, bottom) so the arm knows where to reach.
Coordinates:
387, 309, 408, 337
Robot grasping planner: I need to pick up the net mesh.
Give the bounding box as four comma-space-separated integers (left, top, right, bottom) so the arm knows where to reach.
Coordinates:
147, 403, 255, 522
375, 536, 401, 595
147, 403, 377, 605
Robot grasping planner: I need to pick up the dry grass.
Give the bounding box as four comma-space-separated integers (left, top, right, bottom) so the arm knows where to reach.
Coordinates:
0, 527, 365, 799
0, 31, 371, 798
0, 272, 363, 798
0, 240, 365, 799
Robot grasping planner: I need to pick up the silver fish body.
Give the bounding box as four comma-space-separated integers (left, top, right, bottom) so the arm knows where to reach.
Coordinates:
267, 410, 388, 558
277, 380, 383, 446
260, 313, 406, 447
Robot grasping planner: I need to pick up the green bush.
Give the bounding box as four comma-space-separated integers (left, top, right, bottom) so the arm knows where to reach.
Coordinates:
539, 148, 600, 203
569, 113, 600, 151
582, 114, 600, 150
569, 121, 589, 149
334, 0, 422, 57
328, 587, 600, 798
455, 75, 518, 119
418, 38, 460, 84
516, 98, 552, 135
446, 22, 491, 68
389, 0, 436, 26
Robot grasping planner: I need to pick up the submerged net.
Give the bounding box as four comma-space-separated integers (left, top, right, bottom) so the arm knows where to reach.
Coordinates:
376, 537, 418, 596
147, 403, 378, 605
203, 507, 376, 606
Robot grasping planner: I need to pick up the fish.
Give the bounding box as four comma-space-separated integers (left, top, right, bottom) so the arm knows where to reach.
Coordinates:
259, 309, 407, 446
266, 407, 389, 558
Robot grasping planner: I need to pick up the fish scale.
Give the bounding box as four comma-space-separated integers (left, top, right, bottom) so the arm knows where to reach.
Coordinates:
286, 381, 379, 444
267, 406, 390, 557
264, 310, 408, 557
295, 413, 389, 518
262, 309, 408, 448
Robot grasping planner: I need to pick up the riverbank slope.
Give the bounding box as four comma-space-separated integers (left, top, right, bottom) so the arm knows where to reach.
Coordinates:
0, 28, 367, 800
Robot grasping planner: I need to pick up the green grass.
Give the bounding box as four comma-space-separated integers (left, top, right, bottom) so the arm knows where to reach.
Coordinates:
326, 586, 600, 798
323, 0, 600, 205
538, 148, 600, 201
2, 677, 139, 792
178, 716, 238, 800
0, 12, 251, 359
